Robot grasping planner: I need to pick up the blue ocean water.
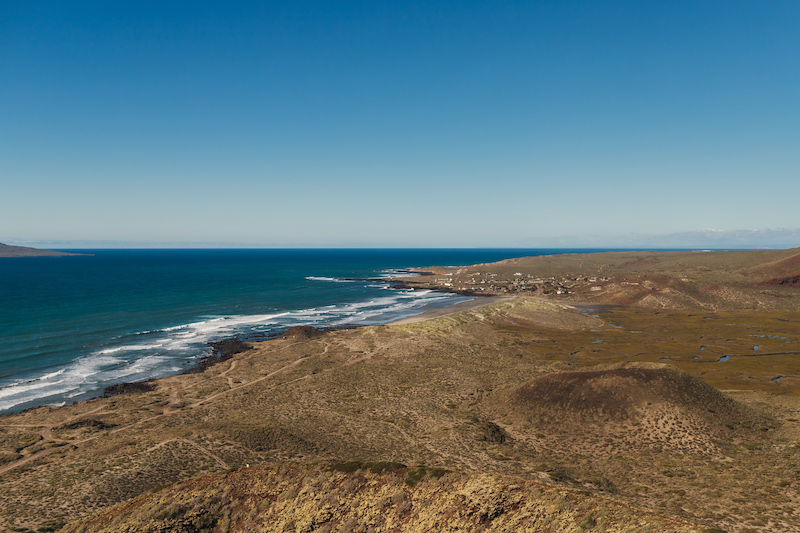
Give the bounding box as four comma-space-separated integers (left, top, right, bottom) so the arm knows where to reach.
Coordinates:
0, 248, 604, 414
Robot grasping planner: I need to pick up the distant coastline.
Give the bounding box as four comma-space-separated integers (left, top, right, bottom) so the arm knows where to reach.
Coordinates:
0, 242, 87, 258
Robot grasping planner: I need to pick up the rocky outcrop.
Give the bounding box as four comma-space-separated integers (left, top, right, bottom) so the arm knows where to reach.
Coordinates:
765, 274, 800, 286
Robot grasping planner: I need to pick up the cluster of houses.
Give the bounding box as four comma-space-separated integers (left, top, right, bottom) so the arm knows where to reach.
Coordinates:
429, 270, 610, 296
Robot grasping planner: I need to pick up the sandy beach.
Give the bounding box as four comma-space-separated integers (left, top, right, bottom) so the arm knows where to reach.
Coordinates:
387, 295, 510, 325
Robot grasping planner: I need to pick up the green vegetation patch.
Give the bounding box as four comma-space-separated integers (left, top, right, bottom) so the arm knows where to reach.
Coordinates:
227, 424, 319, 453
405, 466, 449, 486
55, 419, 117, 431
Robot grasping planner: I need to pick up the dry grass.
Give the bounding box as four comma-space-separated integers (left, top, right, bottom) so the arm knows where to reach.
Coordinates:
0, 264, 799, 531
64, 463, 706, 533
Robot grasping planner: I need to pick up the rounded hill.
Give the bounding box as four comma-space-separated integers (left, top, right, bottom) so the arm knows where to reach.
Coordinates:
492, 363, 770, 455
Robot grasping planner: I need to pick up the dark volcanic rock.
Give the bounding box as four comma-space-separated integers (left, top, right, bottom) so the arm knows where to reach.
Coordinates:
103, 381, 157, 397
207, 338, 252, 358
276, 325, 324, 339
57, 419, 117, 431
766, 274, 800, 286
185, 339, 253, 374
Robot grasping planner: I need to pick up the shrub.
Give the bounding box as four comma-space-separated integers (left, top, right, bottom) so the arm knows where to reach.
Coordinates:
405, 466, 448, 486
155, 504, 188, 521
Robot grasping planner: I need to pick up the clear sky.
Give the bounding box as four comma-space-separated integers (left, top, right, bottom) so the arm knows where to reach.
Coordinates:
2, 1, 799, 248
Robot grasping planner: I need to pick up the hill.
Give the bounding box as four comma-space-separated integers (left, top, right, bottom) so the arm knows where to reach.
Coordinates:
489, 363, 769, 456
0, 243, 83, 257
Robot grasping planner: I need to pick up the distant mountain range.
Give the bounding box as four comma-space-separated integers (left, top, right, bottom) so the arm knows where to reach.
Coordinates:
0, 242, 83, 257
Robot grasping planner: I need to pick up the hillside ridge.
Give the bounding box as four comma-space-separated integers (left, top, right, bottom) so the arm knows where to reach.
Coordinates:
63, 463, 706, 533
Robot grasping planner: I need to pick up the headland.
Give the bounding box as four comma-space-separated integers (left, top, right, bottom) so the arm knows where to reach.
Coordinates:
0, 243, 85, 258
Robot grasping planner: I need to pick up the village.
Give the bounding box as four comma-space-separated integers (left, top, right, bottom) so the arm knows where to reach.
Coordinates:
424, 269, 613, 296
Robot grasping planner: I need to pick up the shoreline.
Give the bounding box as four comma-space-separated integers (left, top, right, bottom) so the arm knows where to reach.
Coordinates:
385, 294, 510, 325
0, 288, 496, 416
2, 249, 599, 416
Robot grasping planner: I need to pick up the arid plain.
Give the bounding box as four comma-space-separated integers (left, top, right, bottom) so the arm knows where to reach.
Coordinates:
2, 249, 800, 532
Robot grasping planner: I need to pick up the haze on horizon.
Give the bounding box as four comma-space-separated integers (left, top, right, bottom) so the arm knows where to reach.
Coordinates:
2, 1, 799, 249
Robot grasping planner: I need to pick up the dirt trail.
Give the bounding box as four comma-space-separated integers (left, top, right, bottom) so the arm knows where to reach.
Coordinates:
0, 404, 117, 474
188, 358, 306, 408
143, 438, 229, 470
0, 340, 316, 476
0, 444, 64, 475
179, 438, 229, 469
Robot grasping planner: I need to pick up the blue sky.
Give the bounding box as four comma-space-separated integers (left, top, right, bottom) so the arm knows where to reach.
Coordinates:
2, 1, 798, 248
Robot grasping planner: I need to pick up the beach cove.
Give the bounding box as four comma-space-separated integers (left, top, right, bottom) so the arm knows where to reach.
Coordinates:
0, 248, 598, 414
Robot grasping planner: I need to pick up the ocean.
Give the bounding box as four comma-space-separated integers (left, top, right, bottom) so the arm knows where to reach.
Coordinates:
0, 248, 605, 414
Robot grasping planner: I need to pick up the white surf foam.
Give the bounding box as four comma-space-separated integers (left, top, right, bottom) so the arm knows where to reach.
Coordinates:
376, 269, 422, 279
98, 343, 166, 355
0, 286, 462, 413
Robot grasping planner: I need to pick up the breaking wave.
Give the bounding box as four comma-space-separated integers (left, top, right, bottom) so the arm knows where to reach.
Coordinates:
0, 286, 468, 413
